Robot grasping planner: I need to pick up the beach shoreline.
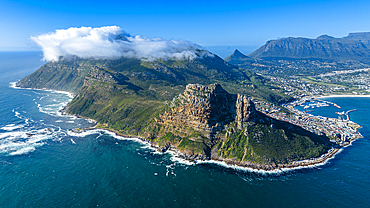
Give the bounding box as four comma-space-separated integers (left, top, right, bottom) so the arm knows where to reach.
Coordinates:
316, 94, 370, 99
10, 82, 75, 98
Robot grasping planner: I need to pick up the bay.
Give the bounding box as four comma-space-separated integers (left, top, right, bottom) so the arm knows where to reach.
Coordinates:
0, 52, 369, 207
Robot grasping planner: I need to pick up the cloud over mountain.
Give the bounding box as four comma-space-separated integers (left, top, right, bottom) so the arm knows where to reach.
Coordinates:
31, 26, 202, 61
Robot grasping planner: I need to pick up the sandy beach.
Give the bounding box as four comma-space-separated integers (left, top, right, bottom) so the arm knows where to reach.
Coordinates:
317, 94, 370, 99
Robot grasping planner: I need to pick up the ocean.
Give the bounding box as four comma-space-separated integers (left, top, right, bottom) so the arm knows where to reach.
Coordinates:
0, 51, 369, 207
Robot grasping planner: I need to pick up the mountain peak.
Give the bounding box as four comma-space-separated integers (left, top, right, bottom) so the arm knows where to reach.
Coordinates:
231, 49, 247, 58
224, 49, 253, 63
316, 34, 335, 39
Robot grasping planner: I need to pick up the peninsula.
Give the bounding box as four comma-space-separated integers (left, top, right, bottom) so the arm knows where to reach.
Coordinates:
17, 33, 366, 171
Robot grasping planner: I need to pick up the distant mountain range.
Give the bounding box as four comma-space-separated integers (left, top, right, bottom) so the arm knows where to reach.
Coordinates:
225, 32, 370, 75
250, 33, 370, 60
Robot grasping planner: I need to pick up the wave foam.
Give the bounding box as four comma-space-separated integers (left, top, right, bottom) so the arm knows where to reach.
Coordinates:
9, 82, 18, 89
100, 129, 147, 145
1, 124, 24, 131
0, 128, 53, 156
10, 82, 74, 117
8, 146, 36, 156
67, 129, 101, 137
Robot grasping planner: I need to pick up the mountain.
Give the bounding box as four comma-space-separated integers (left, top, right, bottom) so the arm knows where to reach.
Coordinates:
249, 34, 370, 61
344, 32, 370, 48
224, 49, 254, 65
344, 32, 370, 40
17, 50, 329, 168
225, 32, 370, 75
149, 83, 330, 167
16, 57, 96, 93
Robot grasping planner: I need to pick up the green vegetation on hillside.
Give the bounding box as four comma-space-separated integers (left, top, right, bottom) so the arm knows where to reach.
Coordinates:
217, 120, 329, 164
67, 85, 164, 135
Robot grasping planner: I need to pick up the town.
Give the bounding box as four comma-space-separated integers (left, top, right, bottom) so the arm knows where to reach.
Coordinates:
252, 70, 365, 147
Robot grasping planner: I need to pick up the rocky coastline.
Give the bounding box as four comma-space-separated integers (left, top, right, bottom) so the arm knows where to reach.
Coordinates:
68, 123, 362, 173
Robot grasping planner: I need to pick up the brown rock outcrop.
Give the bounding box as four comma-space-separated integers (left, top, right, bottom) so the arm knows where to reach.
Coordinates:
84, 66, 128, 86
236, 94, 257, 129
159, 83, 257, 137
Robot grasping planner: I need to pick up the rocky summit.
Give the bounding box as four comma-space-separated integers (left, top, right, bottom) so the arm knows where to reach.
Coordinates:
158, 83, 257, 138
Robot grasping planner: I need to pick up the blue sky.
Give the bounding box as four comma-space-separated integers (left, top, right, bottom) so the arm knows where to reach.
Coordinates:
1, 0, 370, 56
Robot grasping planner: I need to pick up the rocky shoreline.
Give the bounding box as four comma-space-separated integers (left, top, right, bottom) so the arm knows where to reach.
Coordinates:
69, 125, 362, 173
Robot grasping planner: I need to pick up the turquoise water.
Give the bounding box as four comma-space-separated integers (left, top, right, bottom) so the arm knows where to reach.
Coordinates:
0, 52, 369, 207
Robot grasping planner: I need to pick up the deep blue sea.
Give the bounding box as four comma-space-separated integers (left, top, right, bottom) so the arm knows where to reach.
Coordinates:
0, 51, 369, 207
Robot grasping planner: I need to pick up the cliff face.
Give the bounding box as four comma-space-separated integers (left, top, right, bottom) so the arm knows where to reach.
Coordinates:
344, 32, 370, 48
158, 84, 257, 137
235, 94, 256, 127
82, 66, 142, 92
84, 66, 129, 85
152, 83, 330, 165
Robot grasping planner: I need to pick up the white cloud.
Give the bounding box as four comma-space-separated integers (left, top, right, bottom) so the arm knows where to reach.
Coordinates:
31, 26, 203, 62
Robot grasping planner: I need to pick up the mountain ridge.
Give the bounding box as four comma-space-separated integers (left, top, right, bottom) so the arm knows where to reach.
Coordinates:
225, 32, 370, 75
249, 34, 370, 60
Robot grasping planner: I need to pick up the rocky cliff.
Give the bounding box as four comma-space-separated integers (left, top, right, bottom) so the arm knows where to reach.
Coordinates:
151, 83, 330, 165
85, 66, 129, 85
82, 66, 142, 92
158, 83, 257, 137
